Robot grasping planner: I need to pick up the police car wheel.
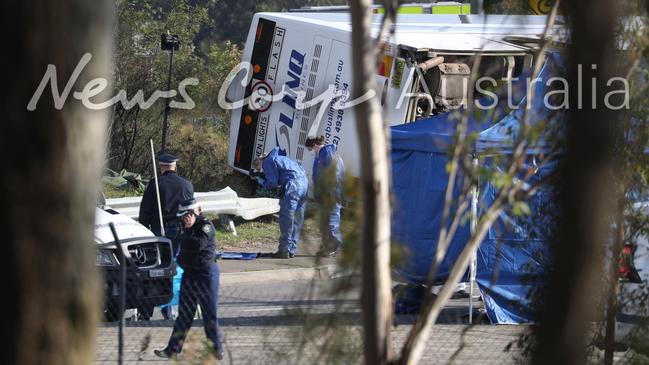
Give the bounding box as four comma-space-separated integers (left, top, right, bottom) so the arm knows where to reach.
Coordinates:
137, 305, 154, 321
104, 303, 121, 322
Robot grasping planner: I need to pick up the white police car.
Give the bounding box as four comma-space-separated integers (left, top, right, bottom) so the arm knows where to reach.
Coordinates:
95, 206, 176, 321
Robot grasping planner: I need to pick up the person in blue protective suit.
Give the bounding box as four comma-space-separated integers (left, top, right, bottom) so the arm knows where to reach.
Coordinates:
305, 136, 344, 256
138, 152, 193, 320
154, 198, 224, 361
253, 147, 308, 259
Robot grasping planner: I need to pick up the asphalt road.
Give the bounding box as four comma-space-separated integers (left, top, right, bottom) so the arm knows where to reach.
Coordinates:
96, 279, 511, 364
96, 279, 640, 364
121, 279, 484, 325
218, 279, 486, 325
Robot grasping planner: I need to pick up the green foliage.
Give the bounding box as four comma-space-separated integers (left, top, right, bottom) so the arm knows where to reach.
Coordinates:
491, 171, 513, 190
110, 0, 251, 192
115, 0, 211, 95
484, 0, 532, 14
610, 11, 649, 358
511, 201, 532, 216
167, 119, 230, 189
103, 184, 142, 199
200, 0, 348, 45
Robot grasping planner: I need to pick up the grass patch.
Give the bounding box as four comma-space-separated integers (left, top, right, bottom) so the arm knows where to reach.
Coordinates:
103, 185, 141, 199
212, 215, 321, 253
215, 218, 279, 247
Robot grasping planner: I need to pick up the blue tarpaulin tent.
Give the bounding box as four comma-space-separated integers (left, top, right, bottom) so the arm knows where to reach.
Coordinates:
475, 160, 556, 323
391, 113, 488, 286
390, 53, 563, 323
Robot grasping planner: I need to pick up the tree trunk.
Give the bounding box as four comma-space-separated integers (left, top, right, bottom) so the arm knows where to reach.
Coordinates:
349, 1, 394, 364
532, 0, 620, 363
0, 1, 113, 364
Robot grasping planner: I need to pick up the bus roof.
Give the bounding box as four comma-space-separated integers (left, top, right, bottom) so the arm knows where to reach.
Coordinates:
256, 13, 565, 53
291, 2, 472, 14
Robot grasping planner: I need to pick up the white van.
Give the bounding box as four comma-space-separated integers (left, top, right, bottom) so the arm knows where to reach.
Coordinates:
227, 13, 562, 179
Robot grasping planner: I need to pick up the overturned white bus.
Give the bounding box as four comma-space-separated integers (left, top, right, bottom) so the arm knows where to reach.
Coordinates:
226, 13, 562, 179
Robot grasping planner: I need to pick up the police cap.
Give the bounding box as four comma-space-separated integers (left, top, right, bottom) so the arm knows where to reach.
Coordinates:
177, 198, 200, 217
157, 153, 178, 165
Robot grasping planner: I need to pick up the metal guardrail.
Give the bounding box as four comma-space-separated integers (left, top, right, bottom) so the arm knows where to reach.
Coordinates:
105, 186, 279, 220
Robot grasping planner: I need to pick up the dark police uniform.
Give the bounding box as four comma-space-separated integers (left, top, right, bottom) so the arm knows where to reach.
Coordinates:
138, 154, 193, 254
163, 211, 223, 358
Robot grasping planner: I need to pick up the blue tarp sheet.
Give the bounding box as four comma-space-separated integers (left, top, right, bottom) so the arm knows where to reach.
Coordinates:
390, 53, 563, 323
476, 53, 565, 155
219, 251, 259, 260
391, 107, 496, 284
161, 266, 183, 308
475, 160, 556, 323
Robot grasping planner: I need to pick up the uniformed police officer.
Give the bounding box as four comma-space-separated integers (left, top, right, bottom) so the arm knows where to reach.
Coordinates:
139, 152, 194, 255
154, 198, 224, 360
139, 153, 193, 320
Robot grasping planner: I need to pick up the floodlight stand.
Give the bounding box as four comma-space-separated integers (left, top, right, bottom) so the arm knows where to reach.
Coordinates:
160, 46, 175, 153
